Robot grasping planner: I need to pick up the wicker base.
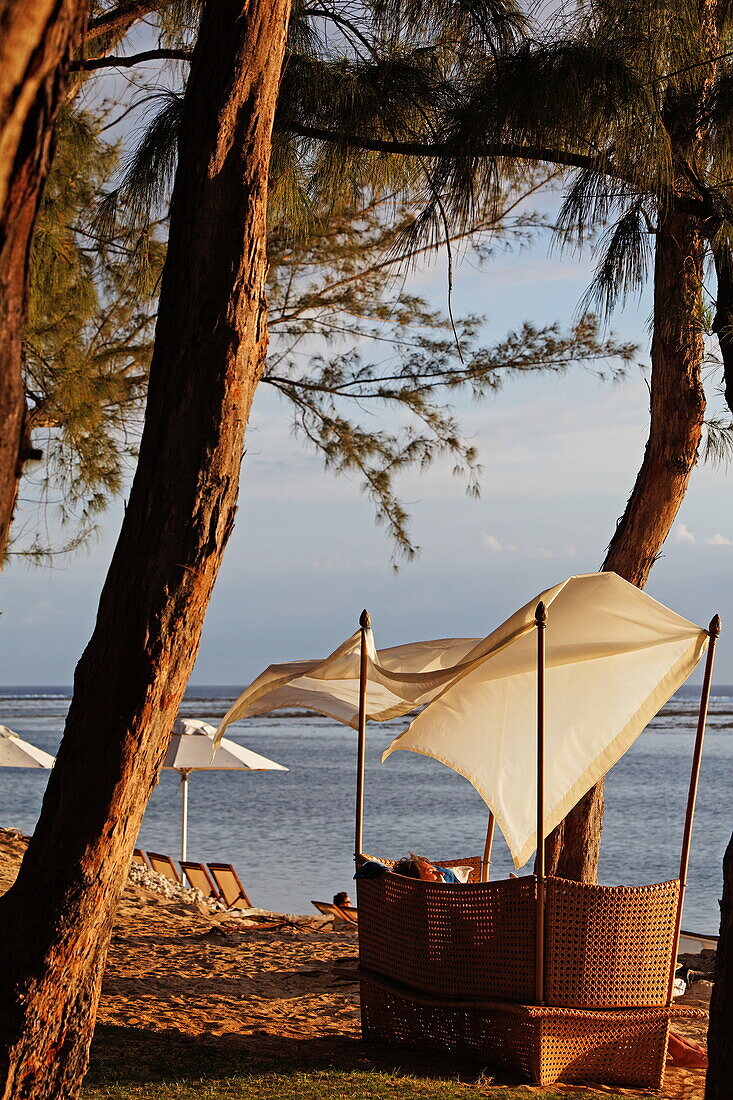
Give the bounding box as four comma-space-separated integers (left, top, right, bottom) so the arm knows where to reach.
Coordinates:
360, 971, 690, 1088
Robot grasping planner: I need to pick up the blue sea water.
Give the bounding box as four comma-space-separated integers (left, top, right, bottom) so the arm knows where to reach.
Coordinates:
0, 683, 731, 930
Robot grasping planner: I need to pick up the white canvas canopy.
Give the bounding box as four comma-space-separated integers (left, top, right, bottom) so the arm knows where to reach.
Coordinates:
215, 572, 709, 867
382, 573, 708, 866
213, 630, 511, 735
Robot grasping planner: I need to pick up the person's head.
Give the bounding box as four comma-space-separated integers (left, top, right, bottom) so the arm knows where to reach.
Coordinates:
393, 856, 421, 879
333, 891, 351, 906
393, 854, 442, 882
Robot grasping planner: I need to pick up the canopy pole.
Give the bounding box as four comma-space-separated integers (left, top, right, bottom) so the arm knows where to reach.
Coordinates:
355, 609, 371, 860
535, 600, 547, 1005
180, 769, 190, 862
481, 811, 495, 882
666, 613, 721, 1005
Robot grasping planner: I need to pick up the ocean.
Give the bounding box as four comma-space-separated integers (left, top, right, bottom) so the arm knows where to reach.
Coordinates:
0, 683, 731, 930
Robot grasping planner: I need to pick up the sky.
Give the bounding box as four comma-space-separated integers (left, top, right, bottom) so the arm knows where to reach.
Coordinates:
2, 226, 732, 686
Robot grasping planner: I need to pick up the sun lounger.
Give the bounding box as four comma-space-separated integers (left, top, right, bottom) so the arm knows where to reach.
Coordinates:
146, 852, 182, 884
679, 929, 718, 954
181, 860, 221, 900
311, 901, 358, 925
132, 848, 149, 869
207, 862, 252, 908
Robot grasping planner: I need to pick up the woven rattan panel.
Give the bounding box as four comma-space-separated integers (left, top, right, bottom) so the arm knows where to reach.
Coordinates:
359, 972, 673, 1088
544, 877, 680, 1008
357, 872, 537, 1002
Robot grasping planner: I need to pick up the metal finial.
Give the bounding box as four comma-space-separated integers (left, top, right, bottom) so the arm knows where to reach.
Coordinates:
535, 601, 547, 626
360, 609, 371, 629
709, 614, 722, 638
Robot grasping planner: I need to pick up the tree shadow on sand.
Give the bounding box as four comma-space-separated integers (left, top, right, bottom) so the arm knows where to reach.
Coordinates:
87, 1023, 523, 1088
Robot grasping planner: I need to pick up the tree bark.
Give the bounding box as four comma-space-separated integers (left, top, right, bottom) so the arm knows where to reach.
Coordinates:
0, 0, 291, 1096
546, 201, 707, 882
705, 831, 733, 1097
710, 240, 733, 417
0, 0, 88, 560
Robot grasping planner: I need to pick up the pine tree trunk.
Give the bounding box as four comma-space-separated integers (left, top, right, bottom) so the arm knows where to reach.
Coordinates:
706, 831, 733, 1097
0, 0, 88, 560
711, 242, 733, 416
705, 242, 733, 1099
546, 202, 707, 883
0, 1, 291, 1096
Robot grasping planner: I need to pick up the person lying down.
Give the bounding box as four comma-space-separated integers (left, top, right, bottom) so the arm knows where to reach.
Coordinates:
393, 854, 463, 883
355, 853, 472, 883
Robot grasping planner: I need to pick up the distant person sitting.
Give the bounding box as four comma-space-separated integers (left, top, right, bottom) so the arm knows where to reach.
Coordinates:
333, 891, 352, 908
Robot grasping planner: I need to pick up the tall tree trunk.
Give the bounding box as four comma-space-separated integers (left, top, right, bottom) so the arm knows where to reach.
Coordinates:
546, 201, 707, 882
0, 1, 291, 1096
706, 831, 733, 1097
710, 240, 733, 416
705, 235, 733, 1097
0, 0, 88, 560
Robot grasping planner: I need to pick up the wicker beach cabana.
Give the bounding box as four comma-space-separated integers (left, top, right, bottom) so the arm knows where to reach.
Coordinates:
215, 573, 720, 1088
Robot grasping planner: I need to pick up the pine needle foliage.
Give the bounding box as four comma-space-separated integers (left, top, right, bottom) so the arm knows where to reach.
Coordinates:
390, 1, 733, 315
18, 102, 164, 559
15, 0, 639, 562
265, 194, 635, 560
358, 0, 733, 457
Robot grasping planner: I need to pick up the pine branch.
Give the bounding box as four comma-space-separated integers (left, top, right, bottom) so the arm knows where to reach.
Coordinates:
301, 7, 377, 59
87, 0, 159, 40
71, 48, 191, 71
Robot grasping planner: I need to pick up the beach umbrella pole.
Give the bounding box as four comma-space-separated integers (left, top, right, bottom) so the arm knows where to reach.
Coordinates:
535, 601, 547, 1005
666, 613, 721, 1004
481, 811, 495, 882
355, 609, 371, 860
180, 769, 190, 862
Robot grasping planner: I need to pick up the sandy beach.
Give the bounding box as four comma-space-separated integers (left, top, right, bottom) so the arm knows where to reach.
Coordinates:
0, 828, 714, 1099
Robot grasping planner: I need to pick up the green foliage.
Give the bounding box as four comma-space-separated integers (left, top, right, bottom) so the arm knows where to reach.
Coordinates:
398, 0, 733, 310
19, 102, 164, 559
704, 413, 733, 465
16, 0, 638, 563
265, 196, 635, 560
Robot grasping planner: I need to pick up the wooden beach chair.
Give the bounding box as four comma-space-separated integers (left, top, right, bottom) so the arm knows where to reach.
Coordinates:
181, 860, 221, 901
132, 848, 149, 869
311, 900, 358, 927
146, 852, 182, 884
207, 862, 252, 909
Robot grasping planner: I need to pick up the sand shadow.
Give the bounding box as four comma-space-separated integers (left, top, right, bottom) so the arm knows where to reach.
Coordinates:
87, 1023, 527, 1089
102, 964, 360, 1002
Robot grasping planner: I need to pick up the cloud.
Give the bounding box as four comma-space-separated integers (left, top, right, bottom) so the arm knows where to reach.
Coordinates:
705, 533, 732, 546
674, 522, 696, 545
526, 545, 555, 560
480, 534, 556, 559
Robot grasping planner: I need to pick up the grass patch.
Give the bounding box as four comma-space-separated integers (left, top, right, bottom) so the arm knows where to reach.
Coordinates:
82, 1068, 632, 1100
82, 1027, 636, 1100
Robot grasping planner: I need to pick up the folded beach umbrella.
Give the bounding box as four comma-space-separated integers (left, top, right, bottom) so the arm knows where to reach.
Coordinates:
0, 725, 55, 768
163, 718, 287, 860
382, 572, 708, 867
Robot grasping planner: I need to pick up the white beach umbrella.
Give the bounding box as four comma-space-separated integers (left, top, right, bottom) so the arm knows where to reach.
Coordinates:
0, 725, 55, 769
163, 718, 287, 859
